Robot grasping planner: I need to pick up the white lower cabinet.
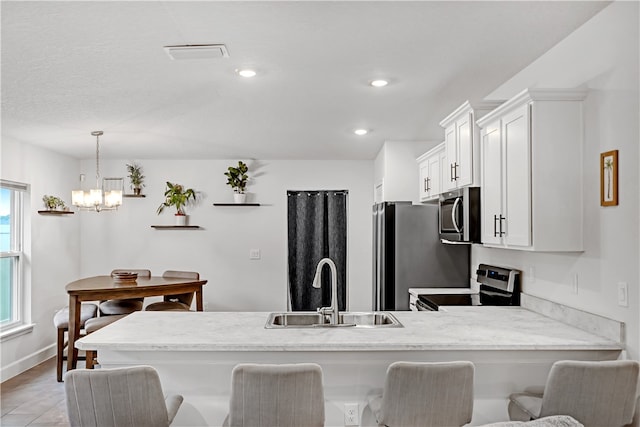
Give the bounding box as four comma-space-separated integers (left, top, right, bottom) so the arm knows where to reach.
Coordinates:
417, 142, 445, 202
477, 89, 587, 252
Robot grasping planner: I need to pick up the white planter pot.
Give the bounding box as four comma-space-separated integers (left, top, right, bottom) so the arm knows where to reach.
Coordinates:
233, 193, 247, 204
175, 214, 188, 226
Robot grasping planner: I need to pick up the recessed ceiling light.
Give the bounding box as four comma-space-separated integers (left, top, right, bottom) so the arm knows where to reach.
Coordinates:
237, 69, 257, 78
354, 129, 369, 136
370, 79, 389, 88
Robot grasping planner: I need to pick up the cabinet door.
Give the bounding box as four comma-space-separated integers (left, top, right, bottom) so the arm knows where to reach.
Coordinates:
427, 153, 440, 198
455, 113, 473, 187
443, 124, 457, 191
418, 160, 430, 201
481, 121, 503, 245
502, 104, 531, 247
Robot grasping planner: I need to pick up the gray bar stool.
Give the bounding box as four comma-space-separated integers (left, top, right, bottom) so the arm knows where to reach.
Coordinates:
224, 363, 325, 427
98, 269, 151, 315
64, 365, 183, 427
508, 360, 639, 427
53, 303, 98, 382
144, 270, 199, 311
367, 361, 475, 427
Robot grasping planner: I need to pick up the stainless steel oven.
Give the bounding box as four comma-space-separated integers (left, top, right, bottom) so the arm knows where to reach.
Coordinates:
416, 264, 521, 311
439, 187, 481, 243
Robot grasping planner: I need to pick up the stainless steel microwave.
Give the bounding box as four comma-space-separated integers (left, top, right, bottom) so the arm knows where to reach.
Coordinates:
439, 187, 481, 243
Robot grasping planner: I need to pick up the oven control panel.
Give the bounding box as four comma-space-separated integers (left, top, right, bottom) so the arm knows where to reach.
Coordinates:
476, 264, 520, 293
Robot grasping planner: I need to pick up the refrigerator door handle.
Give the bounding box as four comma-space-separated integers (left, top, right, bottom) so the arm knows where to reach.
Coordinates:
452, 197, 462, 233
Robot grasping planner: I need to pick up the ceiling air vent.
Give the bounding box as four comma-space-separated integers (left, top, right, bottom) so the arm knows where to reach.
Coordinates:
163, 44, 229, 60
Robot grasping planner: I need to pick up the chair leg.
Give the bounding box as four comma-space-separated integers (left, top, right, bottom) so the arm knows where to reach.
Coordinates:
57, 328, 65, 382
86, 350, 96, 369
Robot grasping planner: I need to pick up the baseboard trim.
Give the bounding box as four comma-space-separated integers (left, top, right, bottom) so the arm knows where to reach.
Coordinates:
0, 343, 56, 383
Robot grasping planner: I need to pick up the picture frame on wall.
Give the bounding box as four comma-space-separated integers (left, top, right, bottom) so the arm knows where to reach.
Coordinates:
600, 149, 618, 206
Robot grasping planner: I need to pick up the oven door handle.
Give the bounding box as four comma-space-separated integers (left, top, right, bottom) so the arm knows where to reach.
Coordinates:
451, 197, 462, 233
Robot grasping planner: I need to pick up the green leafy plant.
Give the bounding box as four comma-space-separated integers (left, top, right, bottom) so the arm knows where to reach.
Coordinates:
42, 195, 66, 210
156, 182, 196, 215
126, 163, 145, 190
224, 161, 249, 194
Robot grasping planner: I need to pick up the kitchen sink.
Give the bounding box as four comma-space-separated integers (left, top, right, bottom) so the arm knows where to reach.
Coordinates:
265, 311, 403, 328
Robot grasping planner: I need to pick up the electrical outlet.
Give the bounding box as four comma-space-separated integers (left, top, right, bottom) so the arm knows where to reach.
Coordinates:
528, 266, 535, 284
572, 274, 579, 294
618, 282, 628, 307
344, 403, 359, 426
249, 249, 261, 260
203, 302, 210, 311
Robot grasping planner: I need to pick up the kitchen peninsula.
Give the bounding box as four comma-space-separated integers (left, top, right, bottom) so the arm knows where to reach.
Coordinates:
77, 308, 622, 426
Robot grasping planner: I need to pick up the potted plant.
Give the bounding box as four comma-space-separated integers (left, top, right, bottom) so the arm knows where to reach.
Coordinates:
156, 182, 197, 225
42, 195, 67, 211
224, 161, 249, 203
126, 163, 145, 196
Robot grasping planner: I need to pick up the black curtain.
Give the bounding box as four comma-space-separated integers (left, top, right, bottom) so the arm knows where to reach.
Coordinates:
287, 190, 347, 311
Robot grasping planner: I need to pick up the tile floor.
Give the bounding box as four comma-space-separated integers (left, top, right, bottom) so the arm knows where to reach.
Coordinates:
1, 358, 69, 427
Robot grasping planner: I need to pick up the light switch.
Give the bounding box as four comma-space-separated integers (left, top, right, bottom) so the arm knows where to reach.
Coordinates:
618, 282, 628, 307
249, 249, 261, 260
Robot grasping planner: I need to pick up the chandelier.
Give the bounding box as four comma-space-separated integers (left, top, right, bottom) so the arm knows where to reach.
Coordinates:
71, 131, 123, 212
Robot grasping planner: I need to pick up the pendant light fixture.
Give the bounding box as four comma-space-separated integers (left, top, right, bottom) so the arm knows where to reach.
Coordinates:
71, 131, 123, 212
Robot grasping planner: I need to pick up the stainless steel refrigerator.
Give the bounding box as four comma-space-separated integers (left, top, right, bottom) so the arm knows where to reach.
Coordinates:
373, 202, 470, 310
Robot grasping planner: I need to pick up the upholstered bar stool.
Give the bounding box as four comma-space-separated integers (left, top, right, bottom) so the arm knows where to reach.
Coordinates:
144, 270, 199, 311
508, 360, 639, 427
223, 363, 325, 427
366, 361, 475, 427
53, 303, 98, 382
98, 269, 150, 315
82, 313, 128, 369
64, 365, 183, 427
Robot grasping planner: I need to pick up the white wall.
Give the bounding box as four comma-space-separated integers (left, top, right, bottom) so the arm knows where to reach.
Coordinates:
475, 1, 640, 360
78, 159, 373, 312
0, 139, 81, 381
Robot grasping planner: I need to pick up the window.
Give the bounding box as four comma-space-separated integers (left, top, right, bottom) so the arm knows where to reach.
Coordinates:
1, 179, 26, 332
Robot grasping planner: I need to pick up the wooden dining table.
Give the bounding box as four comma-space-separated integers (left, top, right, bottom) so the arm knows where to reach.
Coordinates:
65, 275, 207, 372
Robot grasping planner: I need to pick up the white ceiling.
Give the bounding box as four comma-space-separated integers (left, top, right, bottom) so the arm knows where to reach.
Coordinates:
1, 1, 609, 160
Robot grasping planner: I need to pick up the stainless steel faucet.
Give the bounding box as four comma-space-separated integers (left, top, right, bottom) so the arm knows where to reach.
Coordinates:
312, 258, 339, 325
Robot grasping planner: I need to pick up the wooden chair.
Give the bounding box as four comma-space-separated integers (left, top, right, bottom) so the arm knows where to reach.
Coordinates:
224, 363, 325, 427
144, 270, 199, 311
98, 269, 151, 315
367, 361, 475, 427
64, 365, 183, 427
508, 360, 639, 427
53, 303, 98, 382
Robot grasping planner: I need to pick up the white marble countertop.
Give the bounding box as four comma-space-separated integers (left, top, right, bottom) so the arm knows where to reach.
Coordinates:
76, 308, 622, 352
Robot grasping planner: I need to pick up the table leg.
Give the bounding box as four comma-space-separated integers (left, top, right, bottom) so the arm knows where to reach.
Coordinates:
195, 286, 204, 311
67, 295, 81, 372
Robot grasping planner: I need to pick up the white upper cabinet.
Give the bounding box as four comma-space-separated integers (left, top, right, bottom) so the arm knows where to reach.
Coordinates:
440, 101, 502, 191
417, 142, 445, 202
477, 89, 587, 252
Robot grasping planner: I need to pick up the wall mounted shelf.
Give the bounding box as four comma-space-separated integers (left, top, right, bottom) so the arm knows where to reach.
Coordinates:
213, 203, 260, 207
151, 225, 201, 230
37, 210, 74, 215
124, 194, 146, 198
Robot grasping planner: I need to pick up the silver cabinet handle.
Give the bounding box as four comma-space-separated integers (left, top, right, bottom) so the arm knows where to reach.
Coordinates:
453, 162, 459, 180
499, 215, 506, 236
493, 215, 498, 237
452, 197, 462, 233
